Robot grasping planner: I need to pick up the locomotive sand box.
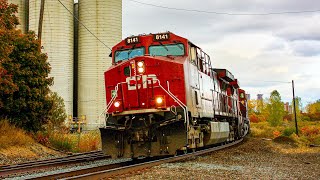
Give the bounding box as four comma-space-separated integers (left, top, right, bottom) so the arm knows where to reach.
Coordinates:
100, 32, 250, 158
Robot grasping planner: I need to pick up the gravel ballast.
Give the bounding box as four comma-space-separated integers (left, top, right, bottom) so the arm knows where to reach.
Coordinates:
126, 137, 320, 179
2, 137, 319, 179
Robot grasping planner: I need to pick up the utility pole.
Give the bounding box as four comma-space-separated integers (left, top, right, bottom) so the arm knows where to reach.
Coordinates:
38, 0, 45, 50
292, 80, 298, 136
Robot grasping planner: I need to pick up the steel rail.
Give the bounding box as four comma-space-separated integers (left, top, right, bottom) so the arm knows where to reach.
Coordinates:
0, 150, 103, 169
35, 138, 243, 180
0, 151, 109, 178
31, 156, 168, 180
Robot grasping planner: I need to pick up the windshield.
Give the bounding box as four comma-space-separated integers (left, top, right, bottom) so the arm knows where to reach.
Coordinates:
149, 43, 185, 56
115, 47, 145, 63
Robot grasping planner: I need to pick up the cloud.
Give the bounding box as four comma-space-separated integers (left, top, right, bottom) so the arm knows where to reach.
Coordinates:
274, 14, 320, 41
123, 0, 320, 104
290, 40, 320, 56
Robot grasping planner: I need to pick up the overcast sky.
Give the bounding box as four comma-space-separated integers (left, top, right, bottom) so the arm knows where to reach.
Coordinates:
121, 0, 320, 106
74, 0, 320, 105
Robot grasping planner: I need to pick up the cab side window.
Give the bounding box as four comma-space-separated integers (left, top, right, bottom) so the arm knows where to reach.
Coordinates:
188, 45, 197, 66
189, 43, 212, 75
196, 48, 203, 72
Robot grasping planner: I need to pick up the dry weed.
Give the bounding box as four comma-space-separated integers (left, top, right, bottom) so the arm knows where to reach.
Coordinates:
0, 120, 34, 149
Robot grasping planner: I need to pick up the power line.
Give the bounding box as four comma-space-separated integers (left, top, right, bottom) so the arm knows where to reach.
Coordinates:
128, 0, 320, 16
56, 0, 112, 51
261, 80, 291, 84
243, 80, 291, 84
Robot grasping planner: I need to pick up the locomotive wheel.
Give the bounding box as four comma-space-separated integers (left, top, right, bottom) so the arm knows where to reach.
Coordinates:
184, 149, 188, 154
175, 151, 179, 156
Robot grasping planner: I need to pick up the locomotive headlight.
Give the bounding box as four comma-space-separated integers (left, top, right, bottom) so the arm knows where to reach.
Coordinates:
137, 61, 145, 73
138, 67, 145, 73
156, 97, 163, 104
137, 61, 144, 67
114, 101, 120, 108
155, 96, 165, 109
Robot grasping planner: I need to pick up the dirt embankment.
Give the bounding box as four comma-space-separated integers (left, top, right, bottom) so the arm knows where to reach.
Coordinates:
127, 137, 320, 179
0, 144, 64, 165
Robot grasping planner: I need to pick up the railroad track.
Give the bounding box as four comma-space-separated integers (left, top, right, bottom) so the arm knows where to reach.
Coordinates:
33, 138, 243, 179
0, 150, 109, 178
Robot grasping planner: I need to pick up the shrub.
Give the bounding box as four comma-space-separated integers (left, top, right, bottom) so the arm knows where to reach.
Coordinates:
36, 129, 101, 153
48, 133, 74, 152
249, 114, 259, 123
250, 121, 282, 138
77, 130, 101, 152
283, 114, 293, 121
250, 118, 320, 147
34, 131, 50, 146
301, 126, 320, 136
273, 130, 281, 138
47, 92, 67, 130
282, 127, 296, 137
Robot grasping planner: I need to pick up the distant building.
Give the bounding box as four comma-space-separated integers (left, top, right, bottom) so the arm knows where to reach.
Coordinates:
284, 102, 292, 113
257, 94, 263, 100
246, 94, 251, 100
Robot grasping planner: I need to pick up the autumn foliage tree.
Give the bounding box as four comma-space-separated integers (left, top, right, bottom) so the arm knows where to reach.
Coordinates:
0, 0, 53, 132
0, 0, 19, 108
266, 90, 285, 126
248, 99, 268, 123
248, 90, 288, 125
305, 100, 320, 121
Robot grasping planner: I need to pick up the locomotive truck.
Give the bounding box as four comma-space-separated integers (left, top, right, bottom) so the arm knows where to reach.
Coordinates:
100, 32, 250, 158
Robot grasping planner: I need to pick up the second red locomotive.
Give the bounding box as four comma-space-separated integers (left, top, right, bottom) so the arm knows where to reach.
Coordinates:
100, 32, 250, 158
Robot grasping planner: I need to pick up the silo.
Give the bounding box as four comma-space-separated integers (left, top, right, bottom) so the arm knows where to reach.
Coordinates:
29, 0, 74, 118
8, 0, 27, 33
78, 0, 122, 129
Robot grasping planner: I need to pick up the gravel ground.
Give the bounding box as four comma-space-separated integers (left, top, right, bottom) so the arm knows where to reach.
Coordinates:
2, 138, 319, 179
124, 137, 320, 179
0, 144, 64, 165
6, 158, 130, 180
0, 144, 130, 179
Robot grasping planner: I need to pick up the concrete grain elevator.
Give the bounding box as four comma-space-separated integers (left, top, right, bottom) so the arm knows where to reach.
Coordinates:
78, 0, 122, 129
28, 0, 74, 118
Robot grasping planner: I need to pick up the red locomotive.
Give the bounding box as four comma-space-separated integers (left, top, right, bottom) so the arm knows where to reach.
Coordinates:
100, 32, 250, 158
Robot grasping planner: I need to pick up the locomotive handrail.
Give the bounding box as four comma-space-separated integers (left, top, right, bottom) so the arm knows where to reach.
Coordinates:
156, 80, 189, 124
166, 81, 187, 111
156, 79, 189, 147
99, 82, 127, 126
156, 80, 188, 121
